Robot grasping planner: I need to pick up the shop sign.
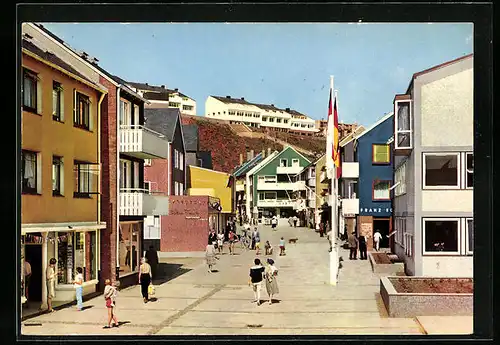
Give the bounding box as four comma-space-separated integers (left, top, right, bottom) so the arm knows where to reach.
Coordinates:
22, 234, 70, 244
360, 207, 393, 213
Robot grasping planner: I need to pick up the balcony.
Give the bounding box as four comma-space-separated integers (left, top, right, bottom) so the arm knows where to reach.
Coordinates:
257, 199, 295, 208
235, 183, 245, 192
257, 181, 303, 191
276, 165, 302, 174
342, 162, 359, 179
120, 125, 169, 159
308, 177, 316, 187
119, 188, 169, 216
341, 198, 359, 216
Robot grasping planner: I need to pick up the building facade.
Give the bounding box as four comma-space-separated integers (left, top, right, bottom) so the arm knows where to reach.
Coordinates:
21, 34, 107, 308
392, 54, 473, 277
247, 147, 311, 225
354, 113, 394, 251
205, 96, 318, 135
125, 81, 197, 116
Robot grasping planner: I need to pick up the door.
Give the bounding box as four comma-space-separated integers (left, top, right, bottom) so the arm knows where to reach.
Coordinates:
373, 218, 390, 249
24, 244, 42, 302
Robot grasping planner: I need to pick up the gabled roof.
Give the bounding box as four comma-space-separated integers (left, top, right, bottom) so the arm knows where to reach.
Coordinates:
182, 124, 199, 152
144, 108, 182, 142
29, 23, 147, 103
126, 80, 192, 99
340, 125, 366, 147
406, 53, 473, 94
354, 112, 394, 141
233, 153, 264, 177
251, 146, 312, 177
21, 38, 104, 92
143, 92, 170, 101
246, 151, 280, 178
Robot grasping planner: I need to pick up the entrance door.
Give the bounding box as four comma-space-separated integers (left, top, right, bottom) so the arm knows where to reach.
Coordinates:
25, 244, 42, 302
373, 218, 391, 249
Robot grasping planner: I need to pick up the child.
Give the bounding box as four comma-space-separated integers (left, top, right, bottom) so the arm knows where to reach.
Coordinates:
103, 279, 118, 328
255, 239, 261, 255
265, 240, 273, 255
217, 232, 224, 254
74, 267, 84, 311
279, 237, 286, 256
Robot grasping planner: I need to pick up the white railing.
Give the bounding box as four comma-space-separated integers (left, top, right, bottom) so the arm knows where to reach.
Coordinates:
293, 181, 306, 191
119, 188, 169, 216
257, 181, 300, 191
276, 166, 302, 174
120, 125, 168, 159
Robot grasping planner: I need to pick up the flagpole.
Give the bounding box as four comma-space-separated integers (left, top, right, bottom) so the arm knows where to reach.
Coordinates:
329, 76, 338, 286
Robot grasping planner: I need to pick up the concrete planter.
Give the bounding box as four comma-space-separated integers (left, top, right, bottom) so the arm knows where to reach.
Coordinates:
380, 276, 473, 318
369, 253, 405, 275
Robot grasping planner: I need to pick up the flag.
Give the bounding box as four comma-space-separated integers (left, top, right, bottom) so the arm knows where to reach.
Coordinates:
333, 95, 341, 179
226, 175, 234, 188
326, 89, 334, 175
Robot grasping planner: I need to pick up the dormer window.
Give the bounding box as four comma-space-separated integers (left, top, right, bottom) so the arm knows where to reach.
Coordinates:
394, 95, 413, 152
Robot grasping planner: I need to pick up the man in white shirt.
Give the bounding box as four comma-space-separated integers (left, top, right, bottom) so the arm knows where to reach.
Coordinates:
373, 230, 383, 251
271, 216, 278, 230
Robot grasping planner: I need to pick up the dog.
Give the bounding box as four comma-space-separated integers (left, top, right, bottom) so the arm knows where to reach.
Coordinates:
288, 238, 298, 244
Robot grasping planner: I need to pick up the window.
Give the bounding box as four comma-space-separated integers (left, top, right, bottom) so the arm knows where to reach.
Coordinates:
73, 162, 93, 197
52, 82, 63, 121
372, 144, 390, 164
144, 181, 151, 193
22, 69, 38, 112
56, 231, 93, 284
52, 156, 63, 196
88, 231, 98, 280
74, 92, 91, 130
423, 153, 460, 188
144, 159, 152, 167
404, 233, 414, 257
119, 100, 131, 126
373, 180, 390, 200
174, 181, 180, 196
262, 117, 267, 122
466, 153, 473, 189
292, 158, 299, 166
264, 192, 277, 200
21, 150, 38, 194
394, 161, 407, 196
169, 102, 180, 107
466, 218, 473, 254
395, 100, 412, 149
179, 152, 184, 171
269, 118, 275, 122
180, 182, 184, 195
183, 105, 193, 111
423, 219, 459, 254
279, 159, 287, 167
174, 150, 179, 169
284, 120, 288, 124
259, 175, 277, 183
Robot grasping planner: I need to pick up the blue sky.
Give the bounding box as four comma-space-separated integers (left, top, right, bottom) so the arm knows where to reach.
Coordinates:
43, 23, 472, 126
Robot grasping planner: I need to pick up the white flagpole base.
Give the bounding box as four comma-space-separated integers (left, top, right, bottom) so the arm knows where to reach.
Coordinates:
330, 246, 338, 286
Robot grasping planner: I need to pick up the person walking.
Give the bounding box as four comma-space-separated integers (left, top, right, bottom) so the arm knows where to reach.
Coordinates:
228, 230, 236, 255
279, 237, 286, 256
373, 230, 382, 251
74, 267, 84, 311
293, 215, 298, 228
358, 234, 368, 260
217, 232, 224, 254
348, 231, 359, 260
24, 260, 32, 302
46, 258, 57, 313
145, 245, 159, 281
103, 279, 119, 329
264, 240, 273, 255
271, 215, 278, 230
265, 258, 279, 305
254, 227, 261, 255
319, 221, 325, 237
205, 242, 217, 273
138, 258, 152, 303
248, 258, 265, 306
251, 228, 258, 250
208, 230, 217, 246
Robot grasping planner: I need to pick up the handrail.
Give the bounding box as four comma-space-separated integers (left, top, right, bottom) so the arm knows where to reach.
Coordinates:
120, 124, 165, 138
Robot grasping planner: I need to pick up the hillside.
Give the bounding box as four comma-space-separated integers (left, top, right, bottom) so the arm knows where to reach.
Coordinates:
180, 116, 326, 173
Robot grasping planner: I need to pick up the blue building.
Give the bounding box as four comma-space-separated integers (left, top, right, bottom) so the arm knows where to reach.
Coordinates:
353, 112, 394, 250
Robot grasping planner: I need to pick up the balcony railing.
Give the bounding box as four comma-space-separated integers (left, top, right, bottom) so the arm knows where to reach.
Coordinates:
276, 165, 303, 174
119, 188, 169, 216
120, 125, 169, 159
257, 181, 304, 191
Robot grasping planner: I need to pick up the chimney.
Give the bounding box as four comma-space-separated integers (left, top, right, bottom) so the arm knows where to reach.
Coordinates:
285, 107, 290, 112
145, 83, 149, 86
161, 85, 165, 88
226, 95, 231, 98
241, 97, 245, 101
240, 153, 244, 165
267, 147, 271, 157
271, 104, 274, 107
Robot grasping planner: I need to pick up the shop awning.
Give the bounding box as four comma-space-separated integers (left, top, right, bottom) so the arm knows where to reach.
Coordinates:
21, 222, 107, 234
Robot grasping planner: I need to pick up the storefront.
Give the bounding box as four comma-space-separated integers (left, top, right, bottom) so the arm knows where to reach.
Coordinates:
21, 222, 105, 308
117, 220, 143, 286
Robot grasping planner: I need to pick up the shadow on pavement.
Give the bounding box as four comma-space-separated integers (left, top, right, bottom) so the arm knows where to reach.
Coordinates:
151, 263, 192, 285
117, 321, 131, 327
81, 305, 94, 311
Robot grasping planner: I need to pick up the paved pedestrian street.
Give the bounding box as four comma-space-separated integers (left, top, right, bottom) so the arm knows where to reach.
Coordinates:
22, 225, 424, 336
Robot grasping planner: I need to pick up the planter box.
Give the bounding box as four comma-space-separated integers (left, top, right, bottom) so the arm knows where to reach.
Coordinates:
380, 276, 473, 318
369, 252, 405, 275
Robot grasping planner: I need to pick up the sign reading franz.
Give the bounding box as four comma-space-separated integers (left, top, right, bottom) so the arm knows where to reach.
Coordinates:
360, 207, 393, 213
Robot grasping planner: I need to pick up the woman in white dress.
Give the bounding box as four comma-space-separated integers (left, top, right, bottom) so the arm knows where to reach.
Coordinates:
265, 258, 279, 305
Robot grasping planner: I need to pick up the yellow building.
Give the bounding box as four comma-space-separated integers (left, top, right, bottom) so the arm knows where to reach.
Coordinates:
187, 166, 235, 230
21, 35, 107, 309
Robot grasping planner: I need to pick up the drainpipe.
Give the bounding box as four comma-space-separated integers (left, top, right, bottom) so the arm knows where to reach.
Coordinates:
97, 91, 105, 274
116, 86, 121, 279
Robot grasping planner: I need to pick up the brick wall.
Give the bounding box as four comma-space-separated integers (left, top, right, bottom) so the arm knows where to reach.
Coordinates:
144, 158, 169, 193
358, 215, 374, 251
99, 77, 118, 287
160, 196, 210, 252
